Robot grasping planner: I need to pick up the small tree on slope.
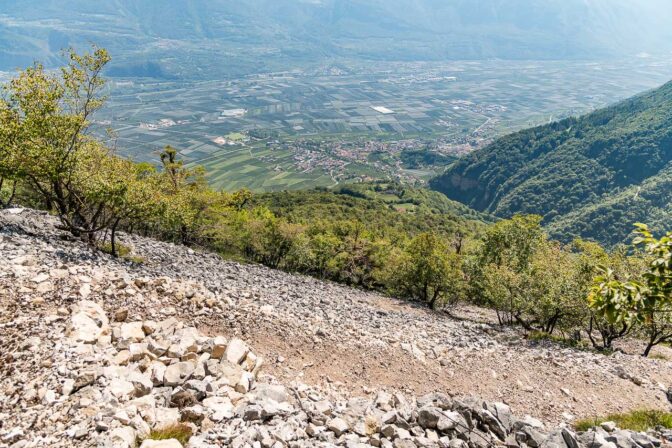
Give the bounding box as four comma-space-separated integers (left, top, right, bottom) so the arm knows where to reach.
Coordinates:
589, 224, 672, 356
0, 47, 113, 239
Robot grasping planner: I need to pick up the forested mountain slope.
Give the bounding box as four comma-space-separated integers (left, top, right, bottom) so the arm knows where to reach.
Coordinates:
430, 80, 672, 245
255, 182, 492, 236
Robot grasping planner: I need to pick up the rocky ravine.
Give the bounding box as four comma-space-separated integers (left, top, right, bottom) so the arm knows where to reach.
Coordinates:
1, 208, 672, 448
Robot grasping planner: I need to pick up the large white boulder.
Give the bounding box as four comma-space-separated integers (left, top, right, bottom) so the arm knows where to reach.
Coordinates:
164, 361, 196, 387
224, 338, 249, 365
68, 301, 110, 344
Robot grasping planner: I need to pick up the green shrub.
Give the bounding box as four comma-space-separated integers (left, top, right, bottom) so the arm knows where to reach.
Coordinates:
98, 242, 145, 264
527, 331, 566, 344
527, 330, 594, 351
575, 410, 672, 432
99, 242, 132, 257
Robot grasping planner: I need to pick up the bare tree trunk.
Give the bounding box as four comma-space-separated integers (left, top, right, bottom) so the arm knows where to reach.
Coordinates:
587, 315, 600, 350
7, 181, 17, 207
110, 218, 121, 257
544, 311, 561, 335
642, 331, 672, 357
514, 314, 534, 332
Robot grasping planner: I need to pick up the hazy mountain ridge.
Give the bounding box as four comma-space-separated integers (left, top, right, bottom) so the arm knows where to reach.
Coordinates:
2, 0, 672, 78
430, 80, 672, 246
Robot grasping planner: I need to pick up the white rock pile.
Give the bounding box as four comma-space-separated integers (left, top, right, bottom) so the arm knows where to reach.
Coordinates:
66, 300, 267, 447
2, 301, 670, 448
1, 296, 265, 448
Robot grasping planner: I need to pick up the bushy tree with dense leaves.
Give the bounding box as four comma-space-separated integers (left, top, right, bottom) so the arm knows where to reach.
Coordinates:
590, 224, 672, 356
0, 47, 112, 239
390, 232, 463, 309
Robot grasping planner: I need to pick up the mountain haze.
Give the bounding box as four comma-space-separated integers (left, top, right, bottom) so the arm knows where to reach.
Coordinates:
431, 80, 672, 246
2, 0, 672, 78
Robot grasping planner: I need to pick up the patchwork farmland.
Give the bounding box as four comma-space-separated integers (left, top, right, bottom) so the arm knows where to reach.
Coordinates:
96, 57, 672, 191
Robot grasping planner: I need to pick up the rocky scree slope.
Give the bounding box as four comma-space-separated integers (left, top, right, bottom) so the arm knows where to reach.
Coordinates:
1, 208, 672, 448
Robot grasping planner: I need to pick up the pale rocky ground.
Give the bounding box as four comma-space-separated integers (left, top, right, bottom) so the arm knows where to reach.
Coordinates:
2, 208, 672, 448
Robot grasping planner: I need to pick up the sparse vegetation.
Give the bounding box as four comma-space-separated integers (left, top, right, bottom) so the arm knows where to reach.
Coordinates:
575, 410, 672, 432
527, 331, 590, 350
99, 242, 132, 258
98, 242, 145, 264
140, 423, 193, 446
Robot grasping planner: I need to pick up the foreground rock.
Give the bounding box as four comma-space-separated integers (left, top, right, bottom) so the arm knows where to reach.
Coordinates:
2, 302, 669, 448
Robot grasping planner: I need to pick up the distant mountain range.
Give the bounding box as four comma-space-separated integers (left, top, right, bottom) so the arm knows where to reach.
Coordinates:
2, 0, 672, 79
430, 80, 672, 246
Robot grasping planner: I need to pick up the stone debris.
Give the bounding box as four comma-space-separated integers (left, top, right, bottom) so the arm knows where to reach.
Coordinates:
1, 208, 672, 448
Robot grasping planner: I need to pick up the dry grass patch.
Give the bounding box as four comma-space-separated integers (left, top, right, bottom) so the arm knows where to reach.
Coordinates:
140, 423, 193, 446
575, 410, 672, 432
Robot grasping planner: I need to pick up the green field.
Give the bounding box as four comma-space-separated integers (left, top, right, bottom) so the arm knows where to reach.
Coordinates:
225, 132, 246, 141
198, 146, 336, 192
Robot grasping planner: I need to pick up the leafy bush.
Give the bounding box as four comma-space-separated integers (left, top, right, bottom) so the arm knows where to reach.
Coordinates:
386, 233, 464, 308
589, 224, 672, 356
471, 215, 586, 333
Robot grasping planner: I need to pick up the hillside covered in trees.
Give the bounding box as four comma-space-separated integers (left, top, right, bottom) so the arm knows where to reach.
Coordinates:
256, 182, 492, 235
430, 80, 672, 246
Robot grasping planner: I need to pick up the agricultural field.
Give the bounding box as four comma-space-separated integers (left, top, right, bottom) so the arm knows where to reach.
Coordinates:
197, 146, 337, 192
95, 57, 672, 192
